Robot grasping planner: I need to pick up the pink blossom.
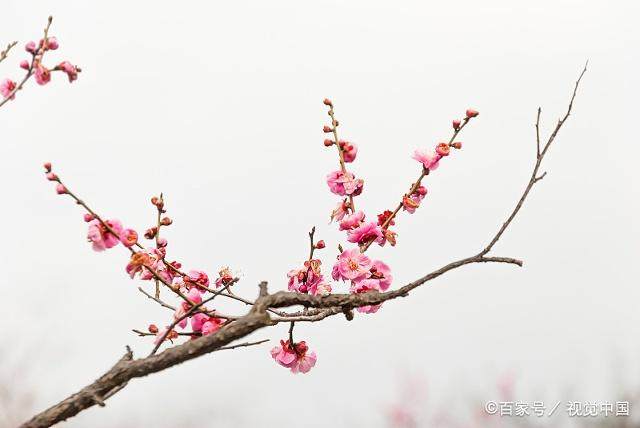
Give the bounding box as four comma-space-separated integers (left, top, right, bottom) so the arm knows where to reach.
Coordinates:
186, 288, 203, 305
287, 259, 324, 294
331, 263, 340, 281
370, 260, 393, 291
19, 60, 29, 70
119, 228, 138, 247
57, 61, 79, 83
186, 270, 209, 291
202, 318, 223, 336
0, 79, 16, 99
125, 252, 151, 279
126, 248, 174, 282
347, 222, 384, 246
412, 148, 440, 170
402, 193, 424, 214
436, 142, 450, 157
310, 281, 332, 296
351, 279, 383, 314
87, 219, 123, 252
190, 313, 209, 332
330, 201, 349, 222
270, 340, 317, 374
334, 248, 372, 281
215, 266, 234, 288
339, 141, 358, 163
357, 304, 381, 314
339, 211, 365, 231
34, 64, 51, 86
326, 170, 363, 196
55, 184, 67, 194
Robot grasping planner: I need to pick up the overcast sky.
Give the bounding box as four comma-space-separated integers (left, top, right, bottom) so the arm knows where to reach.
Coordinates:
1, 1, 639, 427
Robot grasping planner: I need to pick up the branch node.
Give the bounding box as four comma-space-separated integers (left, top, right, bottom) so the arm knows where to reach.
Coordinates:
91, 393, 105, 407
258, 281, 269, 298
342, 307, 354, 321
534, 171, 547, 183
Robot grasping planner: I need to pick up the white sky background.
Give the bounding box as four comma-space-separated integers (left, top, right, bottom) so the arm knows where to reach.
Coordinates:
1, 0, 639, 427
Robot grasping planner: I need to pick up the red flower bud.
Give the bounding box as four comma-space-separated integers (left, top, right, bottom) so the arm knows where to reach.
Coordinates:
148, 324, 159, 334
151, 196, 159, 205
323, 98, 333, 106
465, 109, 479, 118
160, 217, 173, 226
144, 227, 158, 239
83, 213, 94, 222
436, 143, 450, 156
46, 172, 58, 181
452, 119, 461, 130
416, 185, 427, 196
324, 139, 334, 147
315, 240, 325, 249
55, 184, 67, 194
452, 142, 462, 149
43, 162, 52, 172
323, 125, 332, 133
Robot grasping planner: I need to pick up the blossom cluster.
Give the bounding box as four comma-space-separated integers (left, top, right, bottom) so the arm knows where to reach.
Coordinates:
44, 99, 477, 377
1, 20, 80, 103
44, 163, 232, 346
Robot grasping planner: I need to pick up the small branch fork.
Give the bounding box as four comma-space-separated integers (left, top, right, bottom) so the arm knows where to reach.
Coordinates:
21, 66, 586, 428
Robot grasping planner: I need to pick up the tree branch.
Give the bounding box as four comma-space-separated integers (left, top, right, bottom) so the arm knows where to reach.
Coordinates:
20, 66, 586, 428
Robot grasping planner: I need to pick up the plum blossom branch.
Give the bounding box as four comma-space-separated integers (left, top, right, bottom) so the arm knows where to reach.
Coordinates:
23, 66, 585, 427
360, 114, 474, 252
0, 17, 80, 109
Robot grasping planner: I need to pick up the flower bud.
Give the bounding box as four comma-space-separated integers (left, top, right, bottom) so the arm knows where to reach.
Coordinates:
465, 109, 479, 118
55, 184, 67, 194
452, 142, 462, 149
43, 162, 52, 172
83, 213, 94, 222
25, 41, 36, 53
46, 172, 58, 181
157, 237, 168, 247
148, 324, 159, 334
323, 139, 334, 147
315, 240, 325, 249
323, 98, 333, 106
46, 37, 59, 50
160, 217, 173, 226
144, 227, 158, 239
323, 125, 332, 133
436, 143, 450, 156
452, 119, 461, 130
416, 185, 427, 196
20, 60, 30, 70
